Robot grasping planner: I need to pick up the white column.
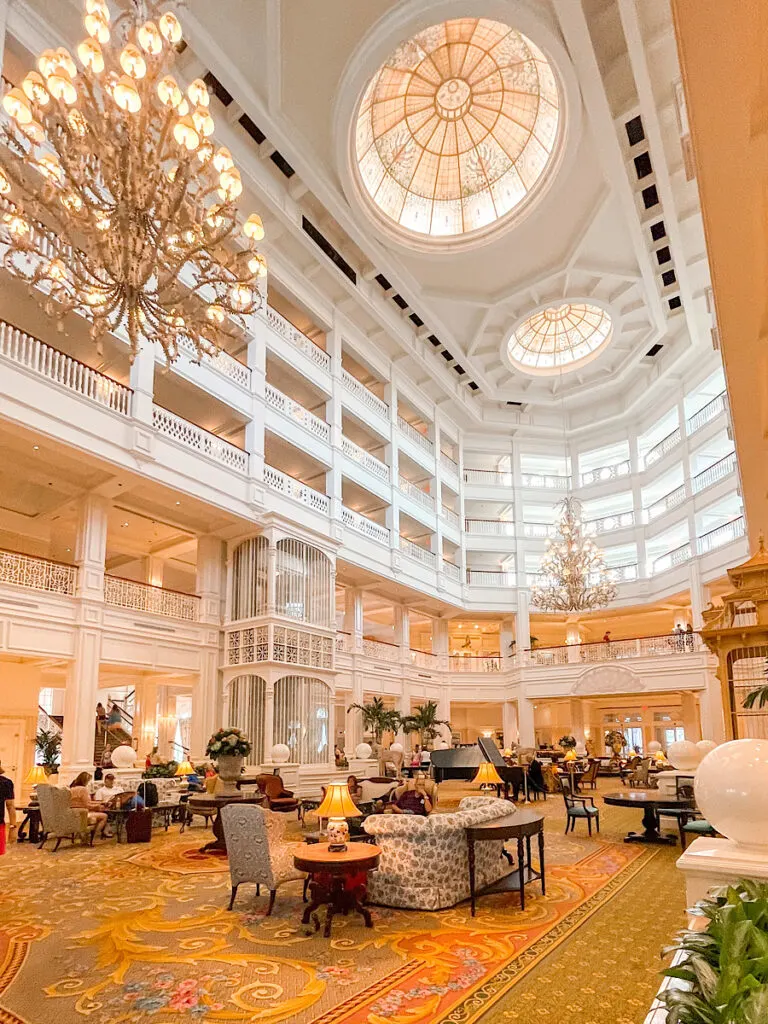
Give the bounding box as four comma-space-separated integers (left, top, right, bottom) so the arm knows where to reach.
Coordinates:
129, 339, 156, 425
266, 542, 278, 616
144, 555, 164, 588
517, 691, 536, 748
263, 683, 275, 760
246, 322, 267, 481
396, 681, 411, 745
133, 678, 159, 757
433, 617, 449, 672
190, 648, 219, 760
500, 616, 515, 664
75, 494, 109, 601
197, 535, 225, 624
699, 672, 727, 743
394, 603, 410, 663
515, 590, 531, 663
570, 699, 586, 749
502, 700, 518, 749
156, 685, 176, 759
689, 560, 706, 629
344, 587, 364, 651
326, 327, 343, 521
680, 691, 702, 742
345, 677, 364, 753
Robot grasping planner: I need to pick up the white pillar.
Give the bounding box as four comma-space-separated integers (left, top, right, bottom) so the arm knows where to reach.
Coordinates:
190, 648, 219, 760
246, 321, 267, 480
266, 542, 278, 616
144, 555, 164, 588
680, 691, 702, 742
689, 560, 706, 629
263, 683, 275, 761
129, 339, 156, 425
345, 679, 363, 753
570, 699, 586, 748
133, 678, 159, 757
344, 587, 364, 651
517, 692, 536, 748
197, 535, 225, 624
699, 672, 727, 743
156, 685, 176, 758
500, 616, 515, 663
516, 590, 531, 663
502, 700, 518, 749
394, 604, 410, 663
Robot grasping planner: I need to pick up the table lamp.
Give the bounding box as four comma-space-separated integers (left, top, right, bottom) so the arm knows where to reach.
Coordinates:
564, 748, 577, 763
25, 764, 48, 803
175, 760, 195, 777
472, 761, 503, 791
316, 782, 362, 851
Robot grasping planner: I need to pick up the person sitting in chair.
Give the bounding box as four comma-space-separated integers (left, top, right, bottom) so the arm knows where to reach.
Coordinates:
389, 777, 432, 816
346, 775, 362, 801
69, 772, 110, 839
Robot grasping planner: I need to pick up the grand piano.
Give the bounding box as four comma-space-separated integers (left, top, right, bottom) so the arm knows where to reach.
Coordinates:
430, 737, 527, 798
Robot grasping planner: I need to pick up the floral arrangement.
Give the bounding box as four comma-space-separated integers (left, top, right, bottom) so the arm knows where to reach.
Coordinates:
206, 727, 251, 759
558, 734, 577, 750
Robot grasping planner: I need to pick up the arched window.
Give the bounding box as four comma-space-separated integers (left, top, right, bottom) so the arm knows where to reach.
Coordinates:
231, 536, 269, 620
274, 675, 331, 765
275, 539, 333, 627
227, 675, 266, 765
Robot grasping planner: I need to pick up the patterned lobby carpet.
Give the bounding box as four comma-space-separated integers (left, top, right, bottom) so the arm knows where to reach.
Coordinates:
0, 785, 687, 1024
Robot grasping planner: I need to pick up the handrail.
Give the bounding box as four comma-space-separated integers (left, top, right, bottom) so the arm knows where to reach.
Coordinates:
686, 390, 727, 434
104, 573, 198, 600
0, 319, 130, 393
0, 544, 76, 569
697, 515, 745, 553
152, 403, 246, 452
530, 631, 700, 653
644, 426, 682, 467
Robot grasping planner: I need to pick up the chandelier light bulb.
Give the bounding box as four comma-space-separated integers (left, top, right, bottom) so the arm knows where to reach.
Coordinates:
138, 21, 163, 55
54, 48, 78, 79
187, 78, 209, 107
85, 0, 109, 17
3, 88, 33, 125
61, 190, 83, 212
113, 75, 142, 113
94, 212, 111, 230
205, 205, 225, 230
196, 140, 213, 164
48, 70, 78, 105
157, 75, 182, 108
67, 109, 88, 135
173, 115, 200, 151
120, 44, 147, 80
192, 107, 214, 137
22, 71, 50, 106
47, 257, 66, 281
213, 146, 234, 173
177, 98, 189, 117
84, 12, 110, 44
218, 167, 242, 200
158, 11, 183, 44
243, 213, 265, 241
38, 154, 64, 185
78, 38, 104, 73
229, 284, 251, 311
6, 215, 29, 238
206, 304, 225, 324
248, 253, 268, 277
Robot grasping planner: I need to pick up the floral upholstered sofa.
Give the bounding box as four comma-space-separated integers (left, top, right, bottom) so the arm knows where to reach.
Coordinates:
363, 796, 514, 910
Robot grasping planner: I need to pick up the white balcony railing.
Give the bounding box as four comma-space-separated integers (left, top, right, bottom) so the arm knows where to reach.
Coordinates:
448, 655, 502, 673
579, 460, 632, 486
397, 415, 434, 454
520, 472, 570, 489
697, 515, 745, 554
466, 519, 516, 536
0, 548, 77, 595
265, 305, 331, 372
264, 383, 330, 442
177, 335, 250, 389
529, 632, 704, 666
104, 575, 200, 621
441, 505, 460, 528
440, 450, 459, 475
686, 390, 726, 435
463, 468, 513, 486
0, 319, 132, 415
400, 537, 436, 567
691, 452, 736, 494
646, 483, 687, 520
341, 369, 389, 419
153, 405, 248, 473
583, 511, 635, 535
651, 542, 692, 575
398, 476, 435, 511
341, 436, 389, 480
341, 506, 389, 546
362, 637, 400, 662
522, 522, 551, 538
605, 562, 639, 583
442, 559, 461, 582
466, 569, 516, 587
263, 465, 330, 515
644, 426, 682, 467
410, 648, 438, 669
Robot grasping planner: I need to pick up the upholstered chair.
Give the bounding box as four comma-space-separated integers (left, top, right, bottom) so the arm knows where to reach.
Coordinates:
36, 784, 95, 851
254, 774, 300, 814
221, 804, 305, 914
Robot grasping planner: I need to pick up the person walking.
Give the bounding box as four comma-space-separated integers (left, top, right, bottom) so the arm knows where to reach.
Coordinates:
0, 764, 16, 854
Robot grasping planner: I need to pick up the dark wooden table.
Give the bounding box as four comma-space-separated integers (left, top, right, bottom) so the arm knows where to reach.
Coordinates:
465, 810, 545, 915
187, 794, 265, 853
106, 802, 179, 843
603, 789, 695, 845
294, 842, 381, 937
17, 804, 42, 843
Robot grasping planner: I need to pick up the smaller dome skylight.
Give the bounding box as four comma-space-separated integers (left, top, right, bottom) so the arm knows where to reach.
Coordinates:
507, 302, 613, 374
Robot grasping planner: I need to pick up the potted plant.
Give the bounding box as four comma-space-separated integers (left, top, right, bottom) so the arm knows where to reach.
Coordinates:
35, 728, 61, 776
206, 727, 251, 794
605, 729, 627, 757
142, 761, 179, 779
347, 697, 401, 749
401, 700, 450, 750
558, 734, 577, 751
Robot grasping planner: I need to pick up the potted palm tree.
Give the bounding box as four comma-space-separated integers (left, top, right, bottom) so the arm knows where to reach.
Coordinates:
347, 697, 401, 749
401, 700, 451, 750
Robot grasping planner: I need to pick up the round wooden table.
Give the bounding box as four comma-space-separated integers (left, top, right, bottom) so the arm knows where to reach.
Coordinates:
603, 789, 694, 845
187, 794, 265, 853
293, 842, 381, 937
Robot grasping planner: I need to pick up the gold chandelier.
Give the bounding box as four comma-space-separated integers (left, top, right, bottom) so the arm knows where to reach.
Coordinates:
0, 0, 266, 362
530, 497, 618, 612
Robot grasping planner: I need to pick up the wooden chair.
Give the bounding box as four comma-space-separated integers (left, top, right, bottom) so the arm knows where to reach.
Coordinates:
628, 757, 652, 788
560, 776, 600, 835
580, 758, 600, 790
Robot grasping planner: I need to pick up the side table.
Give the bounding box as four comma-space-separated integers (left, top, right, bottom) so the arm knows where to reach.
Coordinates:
293, 842, 381, 937
465, 810, 545, 915
17, 804, 43, 844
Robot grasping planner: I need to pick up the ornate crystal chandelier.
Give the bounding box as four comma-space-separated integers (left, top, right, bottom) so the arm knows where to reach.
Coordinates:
531, 497, 618, 612
0, 0, 266, 362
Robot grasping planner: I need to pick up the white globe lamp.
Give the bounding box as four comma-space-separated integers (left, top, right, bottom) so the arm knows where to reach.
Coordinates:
270, 743, 290, 764
389, 742, 404, 754
111, 744, 137, 769
696, 739, 718, 757
695, 739, 768, 849
355, 742, 372, 760
647, 740, 662, 754
666, 739, 702, 772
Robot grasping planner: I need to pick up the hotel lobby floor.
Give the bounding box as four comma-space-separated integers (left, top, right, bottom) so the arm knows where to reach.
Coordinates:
0, 781, 685, 1024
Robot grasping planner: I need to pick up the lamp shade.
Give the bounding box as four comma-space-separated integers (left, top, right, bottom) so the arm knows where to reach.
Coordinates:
472, 761, 503, 786
175, 760, 194, 776
25, 765, 48, 785
316, 782, 362, 820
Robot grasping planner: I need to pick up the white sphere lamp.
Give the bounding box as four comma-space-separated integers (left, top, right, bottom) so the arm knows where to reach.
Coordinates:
647, 740, 662, 754
389, 742, 404, 754
270, 743, 290, 764
355, 742, 372, 760
111, 744, 137, 768
695, 739, 768, 849
696, 739, 718, 757
666, 739, 702, 772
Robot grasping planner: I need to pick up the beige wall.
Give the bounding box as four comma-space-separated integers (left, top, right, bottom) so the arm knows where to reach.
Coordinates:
449, 703, 502, 745
0, 661, 46, 800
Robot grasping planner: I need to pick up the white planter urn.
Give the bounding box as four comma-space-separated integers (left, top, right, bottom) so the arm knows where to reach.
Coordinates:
215, 754, 244, 795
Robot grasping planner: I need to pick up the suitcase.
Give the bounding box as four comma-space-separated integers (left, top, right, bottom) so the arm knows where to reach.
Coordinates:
125, 808, 152, 843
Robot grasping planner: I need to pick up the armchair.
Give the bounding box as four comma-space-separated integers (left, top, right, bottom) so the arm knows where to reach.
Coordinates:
560, 777, 600, 835
627, 757, 651, 788
221, 804, 305, 914
580, 759, 600, 790
36, 785, 96, 851
254, 774, 300, 814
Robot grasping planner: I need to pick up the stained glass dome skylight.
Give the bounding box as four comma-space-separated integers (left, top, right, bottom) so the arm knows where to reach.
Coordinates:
507, 303, 613, 374
354, 17, 560, 241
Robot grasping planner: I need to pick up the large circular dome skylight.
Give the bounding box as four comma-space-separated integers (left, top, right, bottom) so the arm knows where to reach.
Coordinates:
507, 303, 613, 374
354, 17, 560, 241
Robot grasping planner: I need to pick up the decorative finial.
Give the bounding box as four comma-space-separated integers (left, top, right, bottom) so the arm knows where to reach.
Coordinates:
760, 532, 766, 555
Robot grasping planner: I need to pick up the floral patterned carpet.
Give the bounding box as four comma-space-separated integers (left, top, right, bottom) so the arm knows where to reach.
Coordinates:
0, 785, 686, 1024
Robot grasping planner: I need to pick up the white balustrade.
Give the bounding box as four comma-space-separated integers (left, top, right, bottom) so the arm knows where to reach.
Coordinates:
583, 511, 635, 535
265, 383, 331, 442
521, 472, 571, 488
400, 537, 436, 567
440, 450, 459, 475
441, 505, 460, 528
153, 405, 248, 472
0, 548, 77, 595
335, 631, 354, 653
605, 562, 639, 583
529, 632, 703, 666
341, 368, 389, 419
463, 468, 514, 486
104, 575, 200, 620
398, 476, 435, 510
341, 435, 389, 480
441, 559, 461, 582
410, 648, 438, 669
691, 452, 736, 494
362, 637, 400, 662
522, 522, 550, 538
467, 519, 517, 536
263, 465, 331, 515
652, 542, 692, 575
341, 506, 390, 545
227, 625, 269, 665
646, 484, 687, 520
686, 390, 727, 435
644, 426, 682, 467
448, 655, 502, 673
697, 515, 745, 554
579, 460, 631, 485
273, 625, 334, 670
265, 305, 331, 372
465, 569, 516, 586
176, 335, 251, 389
0, 319, 132, 415
397, 415, 434, 454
